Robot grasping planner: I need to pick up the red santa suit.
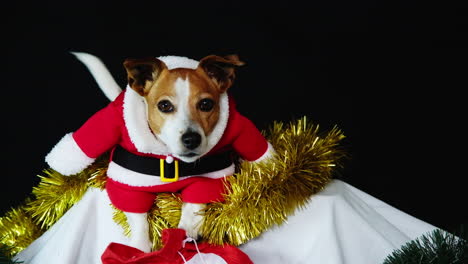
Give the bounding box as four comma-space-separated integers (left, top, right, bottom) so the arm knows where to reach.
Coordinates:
46, 86, 272, 213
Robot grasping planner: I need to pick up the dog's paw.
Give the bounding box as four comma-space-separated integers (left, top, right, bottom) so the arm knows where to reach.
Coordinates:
178, 203, 206, 240
129, 235, 152, 253
125, 212, 152, 252
179, 219, 202, 240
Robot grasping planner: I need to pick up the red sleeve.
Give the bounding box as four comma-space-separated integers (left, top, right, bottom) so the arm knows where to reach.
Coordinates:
72, 99, 124, 158
231, 114, 269, 161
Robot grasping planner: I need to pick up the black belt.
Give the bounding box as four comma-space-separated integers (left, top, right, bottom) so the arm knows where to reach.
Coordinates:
111, 145, 233, 182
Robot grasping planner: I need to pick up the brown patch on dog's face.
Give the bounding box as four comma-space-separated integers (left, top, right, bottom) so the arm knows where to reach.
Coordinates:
185, 70, 221, 136
143, 68, 222, 137
144, 69, 182, 135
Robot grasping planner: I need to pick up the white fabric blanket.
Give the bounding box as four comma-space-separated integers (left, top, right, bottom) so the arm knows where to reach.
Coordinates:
15, 180, 437, 264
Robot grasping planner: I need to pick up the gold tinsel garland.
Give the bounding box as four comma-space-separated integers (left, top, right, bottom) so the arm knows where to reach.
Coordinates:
0, 117, 346, 256
0, 155, 109, 256
202, 118, 346, 245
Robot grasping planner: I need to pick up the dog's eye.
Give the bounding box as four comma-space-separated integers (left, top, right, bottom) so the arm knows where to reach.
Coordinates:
198, 98, 215, 112
158, 100, 175, 113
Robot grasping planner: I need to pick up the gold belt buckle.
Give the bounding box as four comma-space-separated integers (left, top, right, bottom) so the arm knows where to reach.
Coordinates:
160, 159, 179, 182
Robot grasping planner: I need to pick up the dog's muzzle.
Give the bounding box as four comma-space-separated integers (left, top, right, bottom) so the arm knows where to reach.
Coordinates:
111, 145, 234, 182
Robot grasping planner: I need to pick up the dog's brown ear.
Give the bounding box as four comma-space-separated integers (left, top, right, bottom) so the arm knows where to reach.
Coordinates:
123, 57, 167, 96
198, 55, 245, 92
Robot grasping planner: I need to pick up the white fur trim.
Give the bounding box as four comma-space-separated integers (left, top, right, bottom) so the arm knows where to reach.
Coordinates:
45, 133, 95, 176
107, 161, 234, 187
158, 56, 199, 70
123, 87, 171, 155
253, 142, 275, 163
204, 93, 229, 155
71, 52, 123, 101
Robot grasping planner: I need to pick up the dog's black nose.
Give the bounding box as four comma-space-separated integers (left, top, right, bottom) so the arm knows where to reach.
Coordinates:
181, 132, 201, 150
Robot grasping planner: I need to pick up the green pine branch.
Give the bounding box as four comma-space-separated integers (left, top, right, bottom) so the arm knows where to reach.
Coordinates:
383, 226, 468, 264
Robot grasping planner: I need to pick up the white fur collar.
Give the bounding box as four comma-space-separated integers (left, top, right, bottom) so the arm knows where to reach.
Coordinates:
158, 56, 198, 70
122, 56, 229, 158
123, 87, 170, 155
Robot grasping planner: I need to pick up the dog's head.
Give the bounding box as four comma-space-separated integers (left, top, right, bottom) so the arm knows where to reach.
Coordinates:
123, 55, 244, 162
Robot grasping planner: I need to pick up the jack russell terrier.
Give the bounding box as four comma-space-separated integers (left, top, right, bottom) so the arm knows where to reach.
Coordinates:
45, 53, 274, 252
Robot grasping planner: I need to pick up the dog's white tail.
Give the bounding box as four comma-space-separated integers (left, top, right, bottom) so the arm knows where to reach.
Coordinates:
71, 52, 123, 101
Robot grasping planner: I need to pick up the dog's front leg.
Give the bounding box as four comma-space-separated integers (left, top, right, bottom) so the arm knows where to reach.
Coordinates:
178, 202, 206, 239
125, 212, 152, 252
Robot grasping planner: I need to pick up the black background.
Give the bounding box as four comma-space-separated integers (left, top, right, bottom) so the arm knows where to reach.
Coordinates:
3, 1, 467, 234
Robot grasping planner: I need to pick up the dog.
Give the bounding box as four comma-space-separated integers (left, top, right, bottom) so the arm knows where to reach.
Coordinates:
45, 53, 273, 252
